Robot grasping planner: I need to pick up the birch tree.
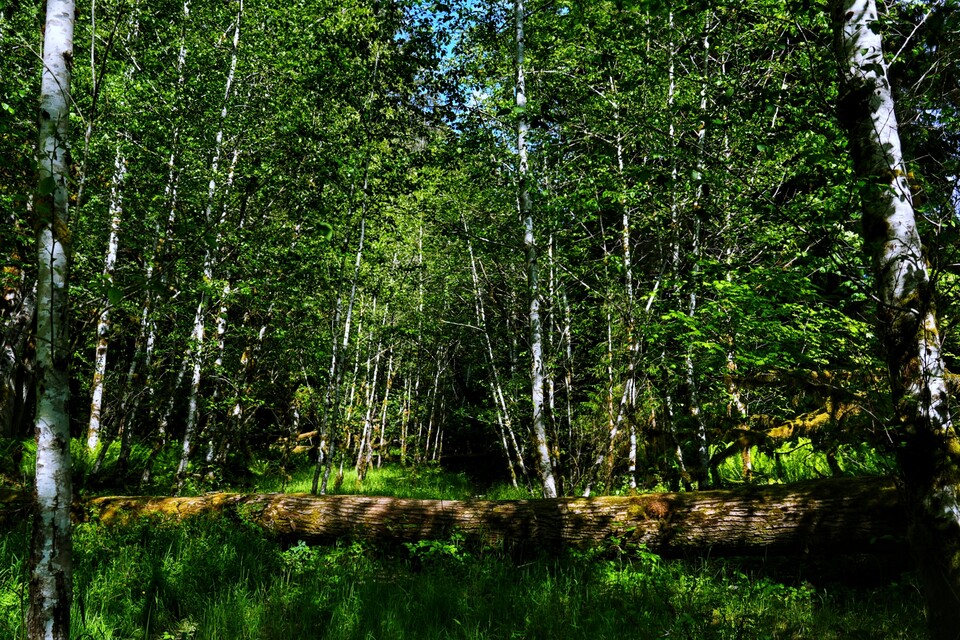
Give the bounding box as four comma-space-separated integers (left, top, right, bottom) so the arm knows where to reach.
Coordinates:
515, 0, 557, 498
30, 0, 75, 637
176, 1, 242, 492
86, 144, 126, 451
833, 1, 960, 635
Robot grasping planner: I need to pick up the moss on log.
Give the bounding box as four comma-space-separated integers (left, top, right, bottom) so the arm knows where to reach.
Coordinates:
58, 477, 904, 557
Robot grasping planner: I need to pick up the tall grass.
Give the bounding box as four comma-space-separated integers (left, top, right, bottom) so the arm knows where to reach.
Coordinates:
1, 444, 921, 638
0, 514, 924, 640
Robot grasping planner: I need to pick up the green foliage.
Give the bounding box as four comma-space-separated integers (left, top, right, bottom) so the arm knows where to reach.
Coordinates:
712, 439, 897, 486
405, 531, 471, 565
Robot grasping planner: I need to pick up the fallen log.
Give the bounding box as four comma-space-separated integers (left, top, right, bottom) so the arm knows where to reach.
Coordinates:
0, 477, 907, 556
66, 476, 905, 557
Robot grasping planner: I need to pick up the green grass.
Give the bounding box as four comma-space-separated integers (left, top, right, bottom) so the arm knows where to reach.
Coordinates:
711, 438, 897, 485
0, 514, 925, 640
2, 443, 923, 638
250, 460, 482, 500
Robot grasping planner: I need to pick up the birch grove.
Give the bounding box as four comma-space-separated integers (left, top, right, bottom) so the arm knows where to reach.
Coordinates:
2, 0, 960, 628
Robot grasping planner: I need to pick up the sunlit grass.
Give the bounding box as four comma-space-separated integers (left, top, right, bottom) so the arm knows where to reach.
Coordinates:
251, 459, 479, 500
712, 438, 896, 485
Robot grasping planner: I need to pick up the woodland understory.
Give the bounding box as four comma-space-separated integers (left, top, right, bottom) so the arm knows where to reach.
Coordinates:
2, 0, 960, 638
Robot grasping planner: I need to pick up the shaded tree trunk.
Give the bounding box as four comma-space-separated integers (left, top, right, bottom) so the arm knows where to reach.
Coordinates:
0, 284, 35, 439
176, 4, 242, 493
832, 1, 960, 637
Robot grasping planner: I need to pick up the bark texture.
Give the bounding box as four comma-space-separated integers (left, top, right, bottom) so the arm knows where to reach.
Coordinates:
59, 477, 906, 557
833, 1, 960, 637
31, 1, 75, 637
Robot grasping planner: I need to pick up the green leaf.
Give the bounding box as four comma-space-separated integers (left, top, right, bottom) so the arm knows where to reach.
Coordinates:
38, 176, 56, 196
107, 286, 123, 307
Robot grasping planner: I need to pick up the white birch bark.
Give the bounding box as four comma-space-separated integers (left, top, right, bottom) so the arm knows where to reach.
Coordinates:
661, 11, 688, 485
686, 14, 712, 488
376, 349, 394, 469
86, 5, 142, 459
315, 208, 365, 495
833, 1, 958, 634
203, 148, 242, 471
30, 1, 75, 637
355, 297, 382, 481
400, 376, 411, 464
561, 287, 575, 479
132, 0, 190, 439
86, 145, 125, 451
614, 76, 639, 491
516, 0, 557, 498
176, 5, 241, 491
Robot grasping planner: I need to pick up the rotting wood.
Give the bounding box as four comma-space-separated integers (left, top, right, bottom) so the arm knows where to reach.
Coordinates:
0, 477, 907, 557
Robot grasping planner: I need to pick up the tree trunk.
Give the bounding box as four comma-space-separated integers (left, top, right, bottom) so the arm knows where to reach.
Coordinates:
832, 1, 960, 637
516, 0, 557, 499
86, 144, 126, 451
0, 284, 35, 439
57, 477, 907, 558
464, 218, 522, 488
30, 1, 75, 637
176, 6, 242, 492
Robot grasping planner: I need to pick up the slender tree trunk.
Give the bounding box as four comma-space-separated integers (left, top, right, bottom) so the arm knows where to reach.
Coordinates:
561, 287, 575, 470
86, 7, 141, 460
128, 0, 190, 475
0, 284, 35, 439
355, 298, 383, 482
375, 349, 394, 469
661, 11, 689, 489
832, 2, 960, 636
613, 93, 640, 492
465, 218, 521, 487
86, 144, 125, 451
315, 210, 365, 495
684, 14, 713, 489
516, 0, 557, 498
30, 1, 75, 637
400, 376, 411, 465
176, 6, 242, 492
203, 147, 242, 473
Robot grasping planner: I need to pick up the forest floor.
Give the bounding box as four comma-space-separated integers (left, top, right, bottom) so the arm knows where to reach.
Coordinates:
0, 443, 928, 640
